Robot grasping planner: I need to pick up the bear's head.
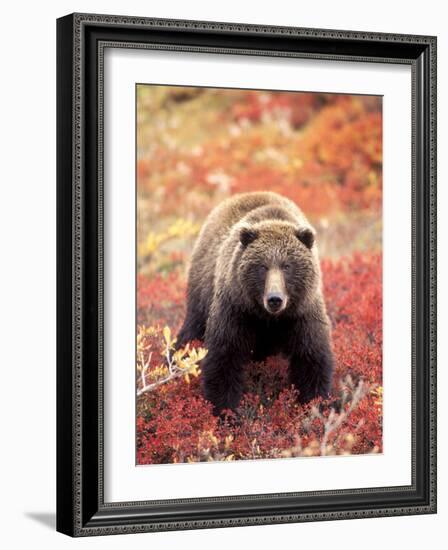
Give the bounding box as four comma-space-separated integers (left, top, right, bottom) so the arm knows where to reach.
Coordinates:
237, 221, 319, 316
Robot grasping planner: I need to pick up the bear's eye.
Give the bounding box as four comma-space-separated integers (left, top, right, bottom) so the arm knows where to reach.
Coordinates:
259, 265, 268, 273
283, 263, 291, 271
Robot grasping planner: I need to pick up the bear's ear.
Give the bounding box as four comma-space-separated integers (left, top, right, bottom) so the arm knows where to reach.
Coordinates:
240, 227, 258, 247
296, 227, 315, 249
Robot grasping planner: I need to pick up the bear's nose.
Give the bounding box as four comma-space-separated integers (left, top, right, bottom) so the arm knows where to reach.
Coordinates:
267, 293, 283, 311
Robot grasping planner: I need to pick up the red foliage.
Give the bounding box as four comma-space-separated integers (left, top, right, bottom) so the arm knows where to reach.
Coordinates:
323, 253, 382, 386
228, 90, 327, 128
137, 272, 186, 329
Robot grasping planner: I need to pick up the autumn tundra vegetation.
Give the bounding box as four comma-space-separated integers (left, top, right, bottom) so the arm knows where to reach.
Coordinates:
136, 86, 382, 464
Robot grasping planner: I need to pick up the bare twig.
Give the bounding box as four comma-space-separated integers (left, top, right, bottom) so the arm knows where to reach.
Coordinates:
320, 380, 368, 455
137, 326, 207, 397
139, 351, 152, 393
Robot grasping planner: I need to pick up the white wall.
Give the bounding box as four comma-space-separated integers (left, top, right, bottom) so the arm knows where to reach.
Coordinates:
0, 1, 445, 548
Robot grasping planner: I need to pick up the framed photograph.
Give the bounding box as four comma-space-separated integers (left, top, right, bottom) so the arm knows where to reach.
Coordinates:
56, 13, 437, 536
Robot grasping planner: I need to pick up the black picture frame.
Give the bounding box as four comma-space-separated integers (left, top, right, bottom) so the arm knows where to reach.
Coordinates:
56, 13, 437, 537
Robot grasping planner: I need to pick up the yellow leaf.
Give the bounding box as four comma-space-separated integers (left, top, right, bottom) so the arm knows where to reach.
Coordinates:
173, 349, 186, 365
208, 432, 218, 446
163, 326, 171, 346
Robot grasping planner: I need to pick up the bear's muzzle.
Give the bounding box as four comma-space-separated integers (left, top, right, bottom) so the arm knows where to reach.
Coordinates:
263, 267, 288, 314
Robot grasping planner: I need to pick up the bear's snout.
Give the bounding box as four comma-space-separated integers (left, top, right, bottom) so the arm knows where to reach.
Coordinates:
263, 267, 288, 314
266, 293, 284, 312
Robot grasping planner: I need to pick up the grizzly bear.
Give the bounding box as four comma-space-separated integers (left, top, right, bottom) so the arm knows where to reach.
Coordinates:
176, 191, 334, 415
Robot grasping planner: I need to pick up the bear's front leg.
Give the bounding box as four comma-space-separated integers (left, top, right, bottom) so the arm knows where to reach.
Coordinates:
288, 315, 334, 404
201, 350, 246, 415
175, 287, 207, 349
202, 313, 253, 416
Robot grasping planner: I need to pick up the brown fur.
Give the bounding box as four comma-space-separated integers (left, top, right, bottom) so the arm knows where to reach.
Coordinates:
177, 191, 334, 415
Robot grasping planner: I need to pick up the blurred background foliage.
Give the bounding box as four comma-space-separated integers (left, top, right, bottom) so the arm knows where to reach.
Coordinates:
137, 86, 382, 278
